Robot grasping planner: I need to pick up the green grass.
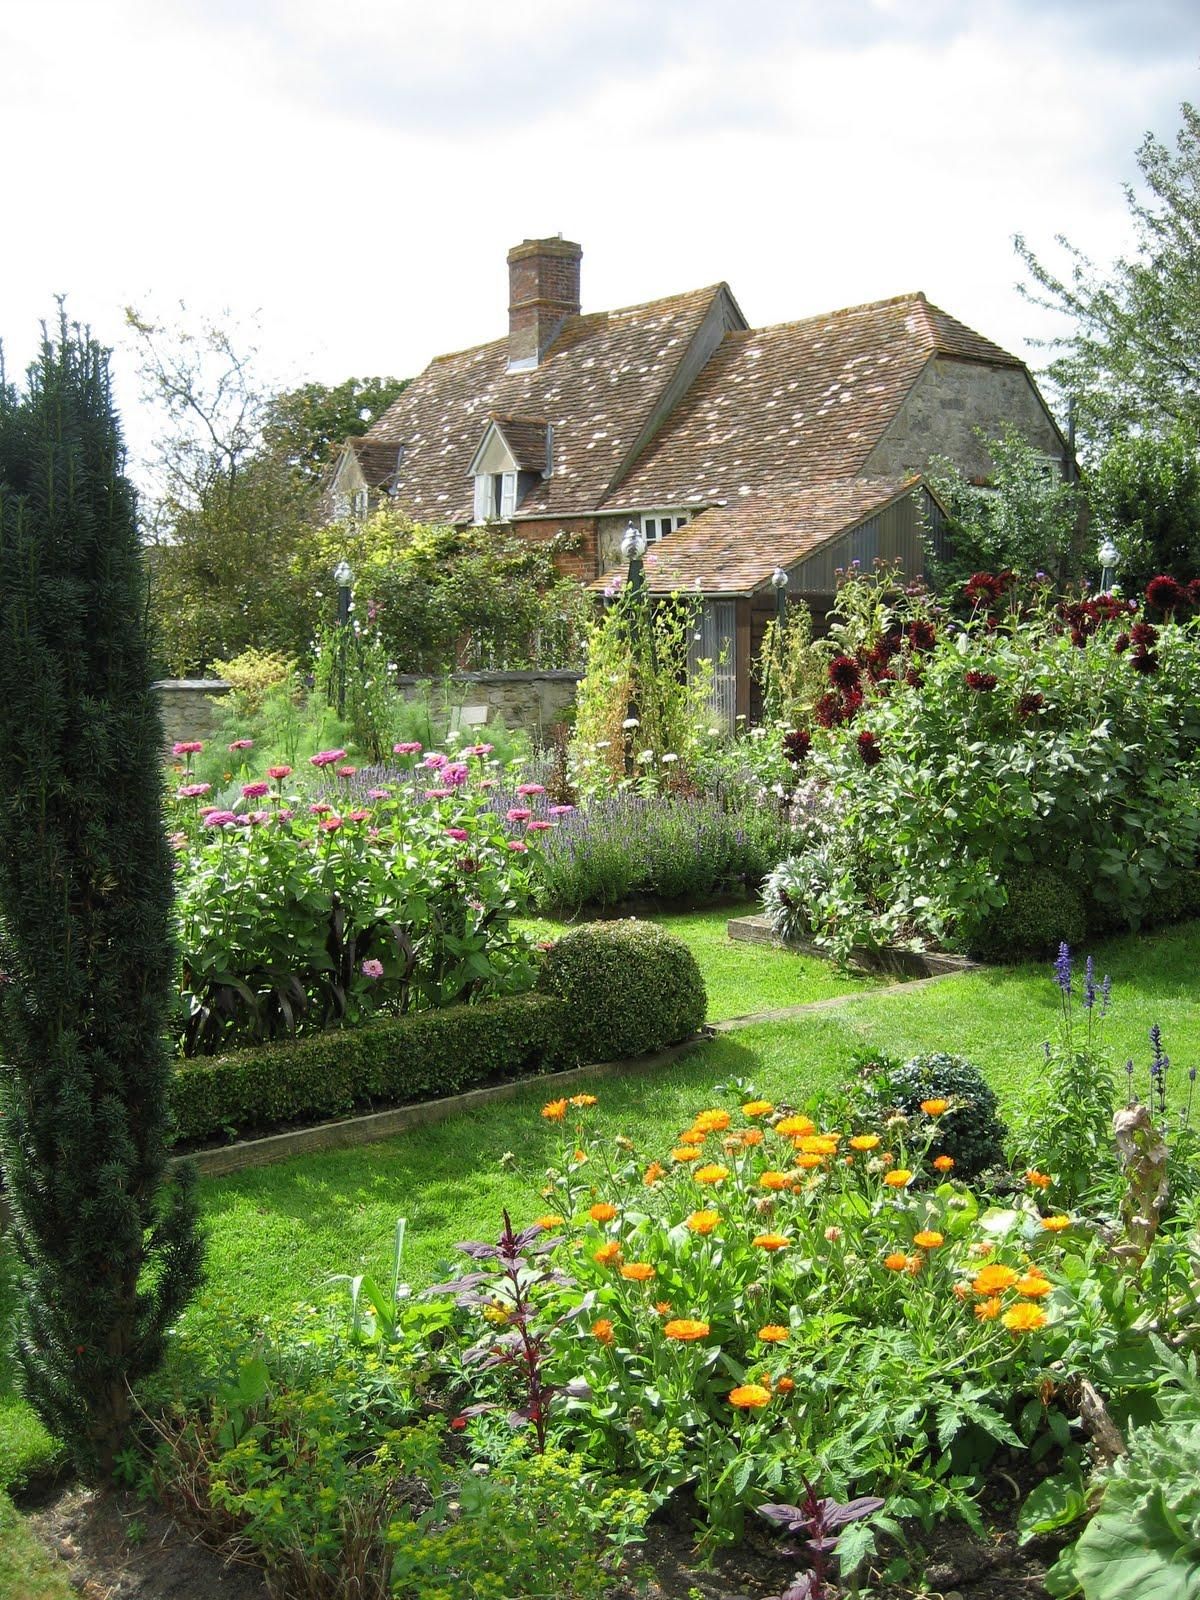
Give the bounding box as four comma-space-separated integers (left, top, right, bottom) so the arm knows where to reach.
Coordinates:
2, 916, 1198, 1498
0, 1488, 75, 1599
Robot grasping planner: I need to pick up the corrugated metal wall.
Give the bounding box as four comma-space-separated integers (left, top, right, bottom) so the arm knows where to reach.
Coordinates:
790, 488, 941, 592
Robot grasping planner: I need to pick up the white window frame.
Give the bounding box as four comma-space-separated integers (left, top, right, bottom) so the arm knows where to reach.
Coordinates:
640, 510, 691, 544
473, 471, 519, 524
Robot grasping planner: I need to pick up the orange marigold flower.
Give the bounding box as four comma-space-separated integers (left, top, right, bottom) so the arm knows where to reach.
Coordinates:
884, 1252, 909, 1271
775, 1115, 816, 1137
794, 1153, 823, 1170
883, 1169, 913, 1188
1041, 1215, 1072, 1232
757, 1324, 789, 1342
795, 1133, 840, 1155
621, 1262, 656, 1282
569, 1093, 598, 1108
541, 1099, 568, 1121
913, 1230, 944, 1249
741, 1128, 764, 1146
672, 1147, 701, 1162
849, 1134, 881, 1151
643, 1162, 665, 1186
694, 1163, 730, 1185
663, 1318, 710, 1342
742, 1100, 774, 1117
654, 1300, 672, 1315
694, 1108, 731, 1133
1002, 1303, 1047, 1333
752, 1232, 791, 1251
776, 1375, 796, 1393
729, 1383, 771, 1409
591, 1318, 614, 1345
933, 1155, 956, 1172
535, 1214, 564, 1230
1025, 1169, 1053, 1189
759, 1170, 793, 1191
593, 1242, 623, 1267
1015, 1273, 1052, 1298
972, 1263, 1020, 1295
686, 1209, 720, 1234
678, 1128, 707, 1145
921, 1098, 950, 1116
589, 1202, 618, 1223
975, 1296, 1003, 1321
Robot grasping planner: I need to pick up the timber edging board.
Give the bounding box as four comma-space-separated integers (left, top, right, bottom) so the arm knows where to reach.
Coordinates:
727, 913, 980, 979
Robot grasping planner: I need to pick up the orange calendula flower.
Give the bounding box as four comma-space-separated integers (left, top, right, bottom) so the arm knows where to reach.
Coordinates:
591, 1318, 614, 1345
589, 1202, 618, 1223
752, 1232, 791, 1251
913, 1230, 944, 1249
1002, 1303, 1047, 1332
1025, 1169, 1052, 1189
1015, 1274, 1052, 1298
693, 1109, 731, 1133
883, 1169, 913, 1188
593, 1242, 623, 1267
972, 1263, 1020, 1295
757, 1324, 789, 1342
694, 1163, 730, 1185
663, 1318, 710, 1342
759, 1170, 793, 1191
775, 1115, 816, 1137
643, 1162, 665, 1186
742, 1100, 774, 1117
795, 1136, 840, 1159
1041, 1215, 1072, 1232
921, 1098, 950, 1116
678, 1128, 707, 1145
794, 1153, 823, 1170
905, 1254, 923, 1275
884, 1251, 909, 1272
541, 1099, 568, 1121
952, 1282, 969, 1300
776, 1376, 796, 1393
849, 1134, 881, 1151
621, 1262, 656, 1282
685, 1209, 720, 1234
933, 1155, 956, 1172
729, 1383, 771, 1408
572, 1149, 588, 1164
569, 1093, 598, 1108
535, 1214, 564, 1230
741, 1128, 764, 1147
654, 1300, 672, 1315
974, 1296, 1003, 1321
672, 1147, 701, 1162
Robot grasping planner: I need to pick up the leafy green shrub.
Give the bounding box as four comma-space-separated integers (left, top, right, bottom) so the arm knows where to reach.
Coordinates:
969, 867, 1089, 961
169, 993, 568, 1143
537, 921, 706, 1064
864, 1052, 1008, 1178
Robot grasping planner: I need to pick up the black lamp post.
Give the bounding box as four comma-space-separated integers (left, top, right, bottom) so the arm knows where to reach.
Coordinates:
333, 558, 354, 718
619, 522, 649, 777
771, 565, 789, 623
1097, 537, 1120, 595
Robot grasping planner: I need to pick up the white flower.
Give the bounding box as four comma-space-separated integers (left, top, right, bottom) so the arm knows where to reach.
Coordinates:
636, 749, 655, 764
661, 753, 679, 764
595, 740, 611, 749
622, 716, 640, 729
707, 727, 720, 737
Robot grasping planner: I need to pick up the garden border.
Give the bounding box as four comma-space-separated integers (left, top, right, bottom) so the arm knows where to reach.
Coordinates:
727, 913, 980, 978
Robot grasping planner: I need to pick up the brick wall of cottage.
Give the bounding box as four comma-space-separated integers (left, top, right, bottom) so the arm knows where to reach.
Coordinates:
513, 516, 599, 581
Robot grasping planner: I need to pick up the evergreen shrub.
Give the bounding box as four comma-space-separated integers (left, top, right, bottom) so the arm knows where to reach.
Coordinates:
537, 921, 707, 1065
862, 1051, 1008, 1179
969, 867, 1089, 961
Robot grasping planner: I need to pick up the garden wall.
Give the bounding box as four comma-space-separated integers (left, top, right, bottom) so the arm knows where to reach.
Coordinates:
155, 679, 231, 749
395, 669, 580, 741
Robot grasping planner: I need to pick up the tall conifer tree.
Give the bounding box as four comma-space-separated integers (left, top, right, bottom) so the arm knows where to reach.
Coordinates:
0, 316, 203, 1480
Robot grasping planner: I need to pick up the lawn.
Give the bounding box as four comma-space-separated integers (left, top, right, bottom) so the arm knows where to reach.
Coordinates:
2, 914, 1197, 1499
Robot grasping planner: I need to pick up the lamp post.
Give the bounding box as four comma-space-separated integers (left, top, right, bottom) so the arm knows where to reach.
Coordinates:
771, 565, 789, 624
619, 522, 649, 777
1097, 537, 1120, 595
333, 559, 354, 718
620, 520, 648, 597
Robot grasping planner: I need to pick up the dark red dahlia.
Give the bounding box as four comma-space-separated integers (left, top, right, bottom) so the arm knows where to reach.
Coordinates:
1130, 650, 1160, 675
905, 667, 924, 688
841, 687, 864, 719
1130, 621, 1158, 648
1113, 631, 1131, 654
1146, 575, 1186, 613
907, 618, 937, 652
1188, 578, 1200, 609
782, 728, 812, 764
964, 571, 1005, 606
828, 654, 862, 691
965, 670, 999, 691
1016, 691, 1044, 717
813, 692, 844, 729
856, 730, 882, 767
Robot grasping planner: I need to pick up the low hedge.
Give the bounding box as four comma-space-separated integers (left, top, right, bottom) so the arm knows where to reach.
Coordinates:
170, 992, 568, 1145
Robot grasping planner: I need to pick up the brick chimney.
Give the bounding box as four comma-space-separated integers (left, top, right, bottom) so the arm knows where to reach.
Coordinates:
507, 236, 582, 371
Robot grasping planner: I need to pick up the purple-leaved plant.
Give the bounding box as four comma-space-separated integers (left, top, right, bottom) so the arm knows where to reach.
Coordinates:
758, 1482, 885, 1600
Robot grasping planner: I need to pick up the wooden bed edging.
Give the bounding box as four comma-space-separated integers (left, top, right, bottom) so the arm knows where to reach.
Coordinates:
727, 913, 979, 978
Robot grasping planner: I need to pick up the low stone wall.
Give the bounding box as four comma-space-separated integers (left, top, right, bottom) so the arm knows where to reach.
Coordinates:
395, 670, 580, 741
155, 679, 232, 748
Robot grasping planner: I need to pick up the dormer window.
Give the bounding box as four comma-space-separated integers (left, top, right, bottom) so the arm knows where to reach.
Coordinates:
641, 510, 691, 543
468, 416, 552, 525
473, 471, 518, 523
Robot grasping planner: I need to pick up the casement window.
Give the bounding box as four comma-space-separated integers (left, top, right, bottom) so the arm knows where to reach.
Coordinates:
641, 510, 690, 543
351, 489, 369, 518
473, 471, 518, 523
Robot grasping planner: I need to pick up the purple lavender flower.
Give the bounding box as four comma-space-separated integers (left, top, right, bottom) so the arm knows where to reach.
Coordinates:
1054, 942, 1072, 997
1100, 974, 1112, 1017
1083, 956, 1096, 1010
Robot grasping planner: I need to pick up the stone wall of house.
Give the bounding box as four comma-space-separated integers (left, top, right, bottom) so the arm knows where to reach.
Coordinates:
865, 358, 1068, 482
395, 670, 580, 742
155, 679, 232, 749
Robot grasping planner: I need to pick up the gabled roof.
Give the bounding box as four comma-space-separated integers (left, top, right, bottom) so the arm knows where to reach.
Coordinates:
346, 436, 404, 490
605, 476, 922, 597
603, 294, 1021, 513
363, 285, 727, 523
482, 415, 551, 475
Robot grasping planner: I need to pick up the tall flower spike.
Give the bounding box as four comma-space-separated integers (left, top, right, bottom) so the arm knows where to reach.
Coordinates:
1083, 956, 1096, 1011
1054, 943, 1072, 998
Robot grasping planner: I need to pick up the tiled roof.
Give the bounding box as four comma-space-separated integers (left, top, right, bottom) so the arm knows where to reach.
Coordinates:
492, 416, 551, 473
363, 285, 724, 522
598, 477, 920, 596
348, 437, 403, 489
603, 294, 1019, 512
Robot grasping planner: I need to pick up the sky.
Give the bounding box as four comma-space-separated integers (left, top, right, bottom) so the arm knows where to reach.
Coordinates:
2, 0, 1198, 478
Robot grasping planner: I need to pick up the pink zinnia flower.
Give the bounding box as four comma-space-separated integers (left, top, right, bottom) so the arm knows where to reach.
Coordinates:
177, 783, 210, 799
337, 765, 356, 778
516, 783, 546, 796
548, 804, 575, 816
347, 809, 370, 822
228, 738, 254, 752
172, 740, 203, 757
361, 959, 384, 980
310, 802, 332, 815
241, 782, 269, 799
310, 749, 347, 768
526, 819, 554, 831
465, 743, 494, 756
367, 788, 391, 799
267, 765, 292, 780
506, 807, 532, 822
507, 840, 529, 853
318, 816, 343, 832
202, 810, 238, 828
393, 741, 422, 755
423, 752, 448, 769
248, 809, 271, 825
424, 787, 452, 800
443, 762, 469, 787
198, 804, 218, 817
446, 827, 469, 841
277, 809, 294, 822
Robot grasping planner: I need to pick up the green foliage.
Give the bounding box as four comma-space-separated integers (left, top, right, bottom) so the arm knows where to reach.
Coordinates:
756, 600, 827, 728
1016, 100, 1200, 450
927, 425, 1085, 591
537, 921, 707, 1064
861, 1052, 1009, 1178
0, 317, 203, 1481
970, 867, 1088, 961
169, 993, 568, 1143
260, 374, 408, 487
1092, 422, 1200, 593
313, 618, 401, 763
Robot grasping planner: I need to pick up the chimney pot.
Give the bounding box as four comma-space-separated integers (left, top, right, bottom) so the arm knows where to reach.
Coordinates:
507, 237, 582, 371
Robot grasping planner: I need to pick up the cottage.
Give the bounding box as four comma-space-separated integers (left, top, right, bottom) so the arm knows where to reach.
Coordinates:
328, 237, 1069, 720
